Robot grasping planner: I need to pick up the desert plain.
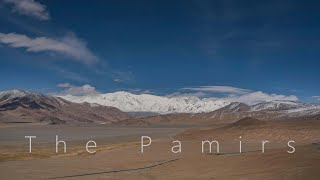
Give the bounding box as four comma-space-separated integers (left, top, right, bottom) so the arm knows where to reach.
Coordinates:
1, 117, 320, 180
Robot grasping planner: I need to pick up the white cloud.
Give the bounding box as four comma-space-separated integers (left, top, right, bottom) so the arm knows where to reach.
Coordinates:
113, 78, 122, 82
112, 71, 134, 83
182, 86, 251, 94
0, 32, 98, 64
3, 0, 49, 20
167, 92, 208, 98
312, 96, 320, 101
53, 67, 89, 83
56, 83, 99, 96
57, 83, 72, 88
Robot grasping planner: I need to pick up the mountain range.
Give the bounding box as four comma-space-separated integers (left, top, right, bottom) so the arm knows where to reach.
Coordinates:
0, 90, 129, 124
114, 101, 320, 126
60, 92, 231, 114
1, 90, 320, 125
60, 91, 320, 115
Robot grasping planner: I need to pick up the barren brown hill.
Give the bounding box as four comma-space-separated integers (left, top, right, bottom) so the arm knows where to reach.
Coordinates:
0, 90, 129, 124
116, 101, 320, 127
113, 113, 204, 126
224, 117, 266, 128
177, 117, 320, 143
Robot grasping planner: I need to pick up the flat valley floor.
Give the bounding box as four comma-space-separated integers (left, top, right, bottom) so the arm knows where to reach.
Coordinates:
1, 122, 320, 180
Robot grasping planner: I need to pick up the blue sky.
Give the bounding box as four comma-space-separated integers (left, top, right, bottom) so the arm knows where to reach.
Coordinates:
0, 0, 319, 102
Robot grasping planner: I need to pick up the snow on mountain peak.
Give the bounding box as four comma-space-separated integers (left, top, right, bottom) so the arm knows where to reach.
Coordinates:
250, 100, 307, 111
0, 90, 30, 99
0, 90, 67, 107
59, 91, 231, 114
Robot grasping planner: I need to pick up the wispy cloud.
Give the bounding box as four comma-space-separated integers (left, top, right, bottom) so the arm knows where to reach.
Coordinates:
57, 83, 72, 88
3, 0, 50, 20
54, 67, 89, 83
167, 92, 208, 98
112, 71, 135, 83
182, 86, 251, 94
56, 83, 99, 96
312, 96, 320, 101
0, 32, 98, 64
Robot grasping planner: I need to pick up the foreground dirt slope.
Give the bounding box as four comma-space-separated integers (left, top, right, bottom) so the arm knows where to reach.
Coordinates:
177, 117, 320, 143
1, 118, 320, 180
0, 141, 319, 180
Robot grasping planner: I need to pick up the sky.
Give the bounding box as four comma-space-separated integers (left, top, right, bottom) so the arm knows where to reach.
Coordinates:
0, 0, 319, 103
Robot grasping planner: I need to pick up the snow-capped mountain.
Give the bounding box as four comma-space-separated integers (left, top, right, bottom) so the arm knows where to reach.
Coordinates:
59, 91, 320, 115
216, 100, 320, 117
59, 91, 231, 114
222, 102, 251, 113
201, 100, 320, 123
2, 90, 320, 126
0, 90, 30, 100
0, 90, 66, 109
250, 100, 313, 111
282, 106, 320, 117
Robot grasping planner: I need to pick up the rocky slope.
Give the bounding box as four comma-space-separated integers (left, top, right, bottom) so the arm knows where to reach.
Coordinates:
2, 90, 319, 126
0, 90, 129, 124
114, 101, 320, 126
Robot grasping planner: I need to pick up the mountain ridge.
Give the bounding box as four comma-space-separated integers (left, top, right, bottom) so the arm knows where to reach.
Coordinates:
1, 90, 320, 126
58, 91, 318, 115
0, 90, 129, 124
59, 91, 231, 114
